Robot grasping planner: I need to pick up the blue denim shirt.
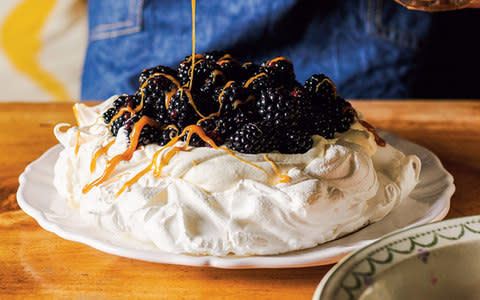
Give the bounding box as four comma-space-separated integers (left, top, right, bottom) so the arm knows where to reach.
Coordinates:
82, 0, 479, 100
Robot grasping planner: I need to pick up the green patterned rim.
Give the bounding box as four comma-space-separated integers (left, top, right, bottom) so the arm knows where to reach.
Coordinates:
313, 215, 480, 300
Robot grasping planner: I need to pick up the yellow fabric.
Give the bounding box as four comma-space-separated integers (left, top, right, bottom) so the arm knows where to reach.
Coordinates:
1, 0, 69, 102
0, 0, 86, 102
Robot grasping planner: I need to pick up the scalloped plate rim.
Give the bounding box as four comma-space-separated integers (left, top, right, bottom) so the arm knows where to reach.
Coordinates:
312, 214, 480, 299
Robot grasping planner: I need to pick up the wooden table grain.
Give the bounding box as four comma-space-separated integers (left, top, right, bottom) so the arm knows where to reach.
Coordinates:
1, 101, 479, 299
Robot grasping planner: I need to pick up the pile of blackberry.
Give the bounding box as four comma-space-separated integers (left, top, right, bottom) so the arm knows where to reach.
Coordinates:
102, 52, 356, 153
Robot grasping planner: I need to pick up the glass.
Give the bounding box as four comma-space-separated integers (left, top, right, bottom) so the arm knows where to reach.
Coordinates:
394, 0, 475, 11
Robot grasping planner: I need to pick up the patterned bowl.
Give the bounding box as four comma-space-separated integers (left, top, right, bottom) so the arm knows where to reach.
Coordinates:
313, 215, 480, 299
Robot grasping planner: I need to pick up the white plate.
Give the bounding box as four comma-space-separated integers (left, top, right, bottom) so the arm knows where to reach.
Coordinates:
313, 215, 480, 300
17, 131, 454, 269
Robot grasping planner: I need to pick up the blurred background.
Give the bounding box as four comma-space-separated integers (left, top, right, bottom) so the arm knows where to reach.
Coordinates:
0, 0, 86, 101
0, 0, 479, 102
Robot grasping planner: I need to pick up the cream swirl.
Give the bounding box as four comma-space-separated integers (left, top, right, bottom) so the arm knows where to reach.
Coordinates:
53, 97, 421, 256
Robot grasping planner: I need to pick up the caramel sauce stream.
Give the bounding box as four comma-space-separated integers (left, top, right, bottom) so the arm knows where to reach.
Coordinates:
83, 116, 160, 193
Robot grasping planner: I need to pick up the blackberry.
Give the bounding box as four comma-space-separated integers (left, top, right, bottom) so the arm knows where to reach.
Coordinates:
103, 107, 117, 124
214, 82, 248, 114
168, 89, 200, 130
306, 112, 335, 139
216, 108, 254, 138
112, 96, 128, 110
304, 74, 336, 102
256, 87, 299, 127
177, 57, 212, 88
280, 128, 313, 154
205, 51, 226, 63
110, 112, 131, 136
217, 59, 242, 81
262, 57, 295, 86
289, 85, 311, 120
199, 69, 227, 96
158, 127, 179, 146
197, 117, 217, 132
242, 72, 271, 96
138, 125, 161, 147
228, 123, 271, 154
139, 65, 177, 85
140, 74, 178, 97
240, 62, 262, 80
329, 97, 356, 133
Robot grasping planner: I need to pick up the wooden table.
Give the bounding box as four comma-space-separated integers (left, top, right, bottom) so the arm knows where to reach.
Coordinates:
1, 101, 479, 299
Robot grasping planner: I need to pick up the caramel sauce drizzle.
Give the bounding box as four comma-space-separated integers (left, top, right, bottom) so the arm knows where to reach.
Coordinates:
188, 0, 197, 90
267, 56, 290, 67
186, 54, 204, 62
218, 81, 235, 106
116, 125, 268, 196
243, 72, 266, 88
74, 130, 81, 156
358, 119, 386, 147
181, 87, 206, 118
73, 105, 80, 125
90, 139, 115, 173
138, 72, 181, 110
109, 106, 136, 125
315, 78, 337, 96
263, 154, 291, 183
82, 116, 160, 194
233, 94, 255, 110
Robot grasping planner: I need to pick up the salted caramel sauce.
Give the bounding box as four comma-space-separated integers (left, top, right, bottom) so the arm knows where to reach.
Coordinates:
189, 0, 197, 90
358, 119, 386, 147
116, 125, 269, 196
82, 116, 160, 194
267, 56, 290, 67
74, 130, 81, 156
217, 81, 235, 106
315, 78, 337, 96
233, 94, 255, 110
73, 105, 80, 125
181, 87, 206, 118
138, 72, 181, 110
109, 106, 135, 125
90, 139, 115, 173
263, 154, 291, 183
243, 72, 266, 88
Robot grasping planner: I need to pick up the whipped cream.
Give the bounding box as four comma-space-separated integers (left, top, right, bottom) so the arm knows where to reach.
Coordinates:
53, 96, 421, 256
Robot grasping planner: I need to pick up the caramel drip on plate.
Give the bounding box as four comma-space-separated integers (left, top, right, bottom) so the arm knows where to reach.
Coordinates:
116, 125, 268, 196
243, 72, 266, 88
263, 154, 291, 183
358, 119, 386, 147
83, 116, 160, 193
74, 130, 81, 156
90, 139, 115, 173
